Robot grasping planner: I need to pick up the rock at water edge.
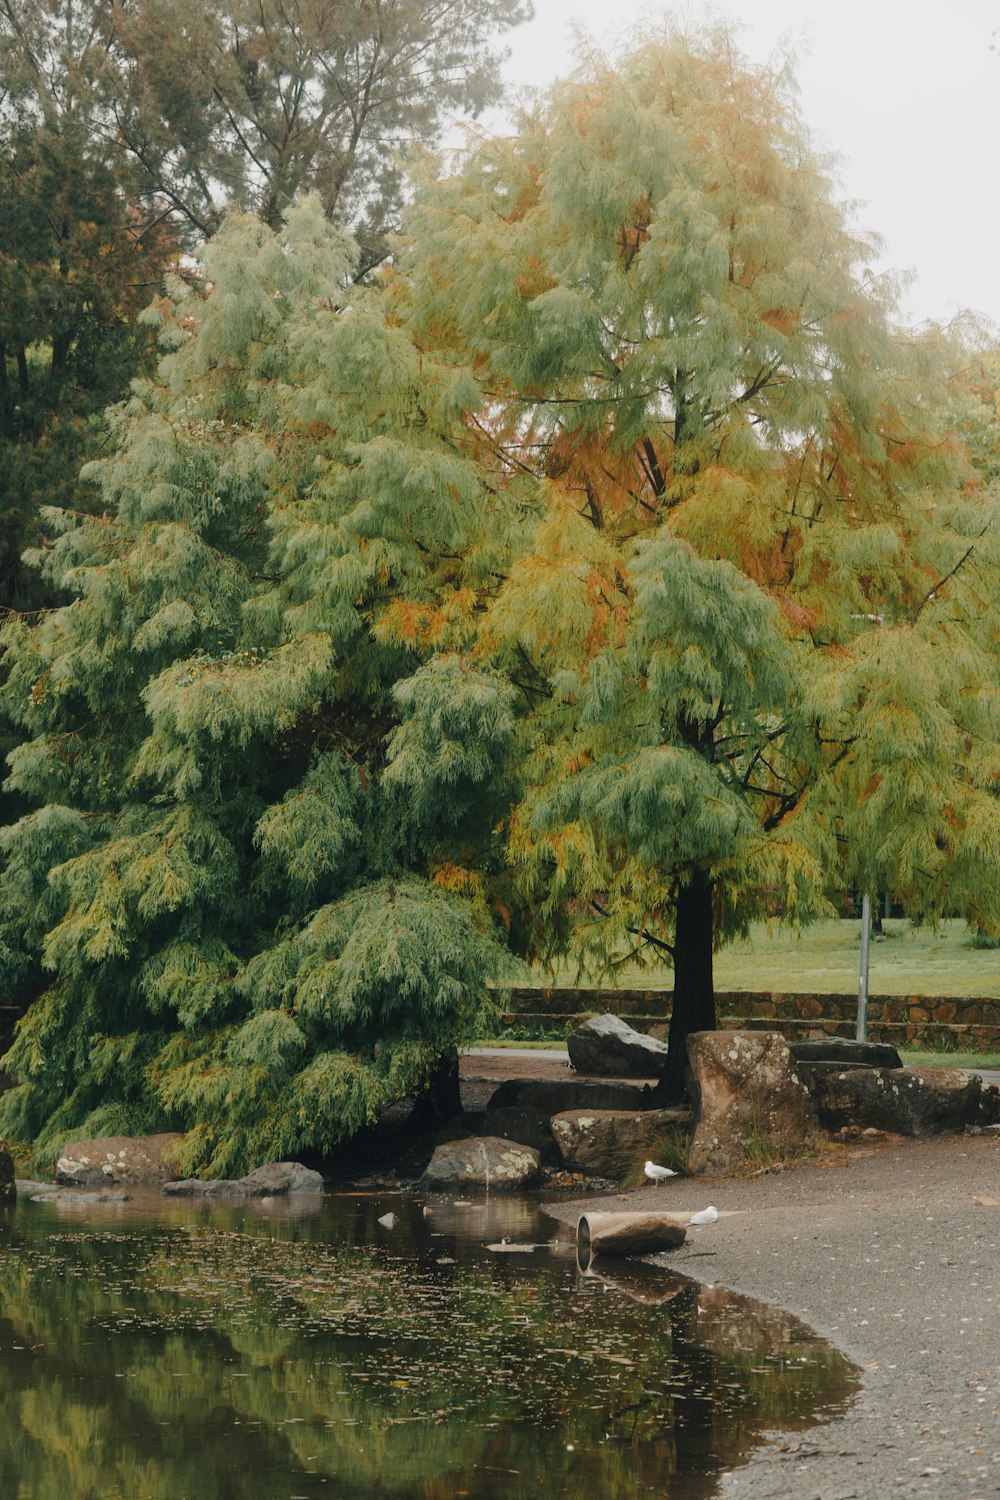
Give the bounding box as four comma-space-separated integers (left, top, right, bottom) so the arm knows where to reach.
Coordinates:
687, 1030, 820, 1174
56, 1134, 185, 1186
419, 1136, 540, 1192
550, 1108, 690, 1179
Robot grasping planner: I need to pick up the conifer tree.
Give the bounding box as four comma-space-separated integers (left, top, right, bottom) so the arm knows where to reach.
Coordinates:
399, 28, 1000, 1096
0, 0, 176, 611
0, 200, 513, 1170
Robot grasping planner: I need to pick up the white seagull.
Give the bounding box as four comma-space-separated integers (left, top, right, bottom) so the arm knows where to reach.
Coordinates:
643, 1160, 678, 1183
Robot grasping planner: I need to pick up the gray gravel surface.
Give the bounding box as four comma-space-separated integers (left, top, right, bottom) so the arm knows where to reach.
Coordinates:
543, 1132, 1000, 1499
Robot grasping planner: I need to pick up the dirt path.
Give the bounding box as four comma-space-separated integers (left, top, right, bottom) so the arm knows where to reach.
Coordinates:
463, 1051, 1000, 1497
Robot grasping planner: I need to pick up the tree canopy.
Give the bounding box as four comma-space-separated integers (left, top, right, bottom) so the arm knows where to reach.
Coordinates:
3, 26, 1000, 1154
0, 200, 515, 1171
400, 29, 1000, 1093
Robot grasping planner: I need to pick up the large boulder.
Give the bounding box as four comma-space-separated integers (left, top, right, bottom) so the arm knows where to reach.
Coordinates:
419, 1136, 540, 1192
486, 1078, 648, 1115
238, 1162, 324, 1195
567, 1014, 670, 1078
807, 1066, 988, 1136
56, 1133, 185, 1186
550, 1108, 690, 1179
161, 1161, 323, 1197
687, 1031, 821, 1174
789, 1037, 903, 1069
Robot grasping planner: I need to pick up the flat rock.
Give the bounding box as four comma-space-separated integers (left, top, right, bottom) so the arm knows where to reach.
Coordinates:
161, 1178, 206, 1196
56, 1133, 185, 1186
419, 1135, 540, 1192
30, 1187, 132, 1204
567, 1014, 670, 1078
807, 1066, 987, 1136
789, 1037, 903, 1069
160, 1161, 323, 1197
486, 1078, 649, 1115
550, 1108, 691, 1179
687, 1031, 821, 1174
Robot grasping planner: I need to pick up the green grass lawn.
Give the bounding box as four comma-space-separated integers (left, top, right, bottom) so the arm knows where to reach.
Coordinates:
714, 917, 1000, 997
531, 918, 1000, 998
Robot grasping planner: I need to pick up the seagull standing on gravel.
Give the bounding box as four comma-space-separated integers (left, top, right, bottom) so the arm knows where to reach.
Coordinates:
643, 1160, 677, 1184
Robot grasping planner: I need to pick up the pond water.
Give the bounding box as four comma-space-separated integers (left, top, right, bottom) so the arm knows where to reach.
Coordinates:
0, 1190, 857, 1499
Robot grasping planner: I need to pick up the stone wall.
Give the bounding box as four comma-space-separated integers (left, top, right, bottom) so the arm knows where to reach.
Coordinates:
502, 987, 1000, 1050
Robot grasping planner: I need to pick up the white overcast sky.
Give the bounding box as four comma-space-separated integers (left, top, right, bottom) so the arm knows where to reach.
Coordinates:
481, 0, 1000, 331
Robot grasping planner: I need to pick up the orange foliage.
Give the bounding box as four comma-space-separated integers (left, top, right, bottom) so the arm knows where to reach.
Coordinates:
615, 194, 652, 269
546, 430, 666, 531
516, 254, 555, 300
859, 773, 882, 804
738, 536, 791, 589
432, 862, 482, 898
506, 162, 541, 224
583, 566, 630, 655
374, 599, 438, 646
760, 306, 800, 335
768, 591, 818, 632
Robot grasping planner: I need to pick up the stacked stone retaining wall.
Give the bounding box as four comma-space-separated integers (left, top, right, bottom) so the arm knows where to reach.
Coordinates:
501, 987, 1000, 1050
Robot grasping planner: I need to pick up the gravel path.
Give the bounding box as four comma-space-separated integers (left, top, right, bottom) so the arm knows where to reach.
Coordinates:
462, 1051, 1000, 1497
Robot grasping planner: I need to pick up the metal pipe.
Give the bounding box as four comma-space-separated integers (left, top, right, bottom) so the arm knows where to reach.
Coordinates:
856, 891, 871, 1042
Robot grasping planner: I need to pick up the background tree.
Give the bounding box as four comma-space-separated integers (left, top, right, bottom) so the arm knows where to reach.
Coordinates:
0, 200, 515, 1171
0, 0, 176, 610
399, 27, 1000, 1096
101, 0, 530, 271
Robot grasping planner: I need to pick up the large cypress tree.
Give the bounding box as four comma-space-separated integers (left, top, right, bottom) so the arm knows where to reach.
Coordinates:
0, 200, 515, 1170
399, 28, 1000, 1096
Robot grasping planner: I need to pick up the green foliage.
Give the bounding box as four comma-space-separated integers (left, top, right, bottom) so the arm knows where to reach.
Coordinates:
0, 201, 510, 1171
401, 24, 1000, 1086
7, 25, 1000, 1155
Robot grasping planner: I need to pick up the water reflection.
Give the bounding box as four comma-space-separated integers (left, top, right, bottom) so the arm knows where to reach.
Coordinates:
0, 1192, 857, 1499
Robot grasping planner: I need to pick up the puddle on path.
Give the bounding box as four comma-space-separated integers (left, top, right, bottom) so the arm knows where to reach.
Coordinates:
0, 1191, 858, 1498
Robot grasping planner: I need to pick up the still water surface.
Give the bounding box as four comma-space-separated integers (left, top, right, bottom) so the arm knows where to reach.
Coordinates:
0, 1190, 857, 1499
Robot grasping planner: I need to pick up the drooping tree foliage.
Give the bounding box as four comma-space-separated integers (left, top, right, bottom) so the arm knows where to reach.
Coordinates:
0, 0, 530, 844
0, 199, 516, 1171
399, 29, 1000, 1095
5, 28, 1000, 1154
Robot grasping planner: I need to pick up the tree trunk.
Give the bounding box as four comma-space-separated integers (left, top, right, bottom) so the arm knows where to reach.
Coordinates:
659, 869, 716, 1102
410, 1046, 463, 1128
50, 330, 73, 374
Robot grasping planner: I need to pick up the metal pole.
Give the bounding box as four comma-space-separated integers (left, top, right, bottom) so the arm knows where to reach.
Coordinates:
856, 892, 871, 1042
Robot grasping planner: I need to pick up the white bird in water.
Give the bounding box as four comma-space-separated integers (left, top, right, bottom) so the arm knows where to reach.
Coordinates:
643, 1160, 678, 1183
